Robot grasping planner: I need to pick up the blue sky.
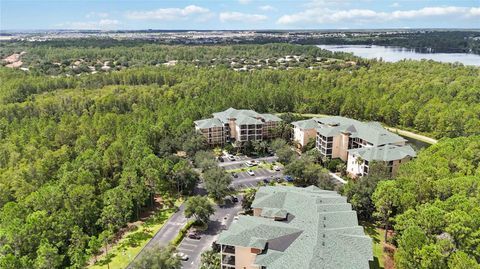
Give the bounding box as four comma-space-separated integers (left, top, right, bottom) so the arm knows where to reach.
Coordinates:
1, 0, 479, 30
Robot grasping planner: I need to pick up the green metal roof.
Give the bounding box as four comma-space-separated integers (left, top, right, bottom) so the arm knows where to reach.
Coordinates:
348, 144, 416, 162
261, 113, 283, 122
315, 116, 406, 146
291, 119, 321, 129
217, 186, 373, 269
194, 118, 224, 129
206, 108, 282, 126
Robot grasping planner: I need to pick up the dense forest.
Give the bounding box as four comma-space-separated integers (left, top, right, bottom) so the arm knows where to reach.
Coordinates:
0, 44, 479, 268
375, 136, 480, 268
0, 42, 358, 75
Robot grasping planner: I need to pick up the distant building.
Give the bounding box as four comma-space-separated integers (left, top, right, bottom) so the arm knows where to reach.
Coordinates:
194, 108, 282, 146
291, 116, 416, 177
217, 186, 373, 269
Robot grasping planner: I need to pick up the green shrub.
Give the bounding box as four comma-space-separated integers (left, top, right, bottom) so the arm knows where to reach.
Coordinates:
171, 220, 195, 246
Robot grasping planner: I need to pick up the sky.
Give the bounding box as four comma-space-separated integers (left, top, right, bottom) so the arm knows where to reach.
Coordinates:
1, 0, 479, 30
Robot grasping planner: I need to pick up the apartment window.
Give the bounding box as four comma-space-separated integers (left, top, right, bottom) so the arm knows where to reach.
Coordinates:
256, 124, 262, 128
327, 136, 333, 142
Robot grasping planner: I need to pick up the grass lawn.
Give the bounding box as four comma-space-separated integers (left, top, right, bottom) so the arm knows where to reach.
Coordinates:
89, 199, 183, 269
362, 222, 386, 269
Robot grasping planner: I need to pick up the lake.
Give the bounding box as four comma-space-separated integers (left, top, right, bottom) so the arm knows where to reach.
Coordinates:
317, 45, 480, 66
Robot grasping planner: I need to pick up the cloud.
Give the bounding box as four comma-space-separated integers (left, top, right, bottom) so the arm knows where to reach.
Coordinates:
238, 0, 252, 4
126, 5, 212, 21
390, 2, 400, 8
277, 6, 480, 25
86, 12, 109, 19
219, 12, 268, 23
57, 19, 120, 29
259, 5, 276, 11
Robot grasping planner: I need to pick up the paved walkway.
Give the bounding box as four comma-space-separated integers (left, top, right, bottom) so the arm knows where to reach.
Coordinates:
329, 172, 347, 185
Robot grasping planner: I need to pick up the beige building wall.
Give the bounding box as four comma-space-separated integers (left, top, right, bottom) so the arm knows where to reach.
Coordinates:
234, 247, 261, 269
229, 119, 238, 140
293, 127, 317, 147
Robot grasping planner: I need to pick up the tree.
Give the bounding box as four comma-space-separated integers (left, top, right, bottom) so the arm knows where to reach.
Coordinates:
372, 180, 400, 242
86, 236, 102, 264
203, 167, 232, 202
194, 151, 217, 171
241, 188, 257, 211
98, 187, 133, 230
270, 138, 287, 152
447, 251, 480, 269
199, 250, 221, 269
171, 160, 198, 194
252, 140, 268, 155
276, 145, 295, 164
131, 246, 180, 269
183, 133, 207, 157
395, 226, 428, 269
284, 158, 332, 189
34, 240, 63, 269
184, 196, 215, 224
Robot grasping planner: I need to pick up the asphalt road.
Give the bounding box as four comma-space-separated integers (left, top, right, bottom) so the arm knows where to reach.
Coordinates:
126, 204, 189, 269
179, 197, 243, 269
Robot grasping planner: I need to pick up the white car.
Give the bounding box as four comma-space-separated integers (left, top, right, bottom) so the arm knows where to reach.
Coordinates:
247, 170, 255, 176
245, 160, 257, 167
175, 252, 189, 261
228, 155, 236, 161
273, 165, 281, 171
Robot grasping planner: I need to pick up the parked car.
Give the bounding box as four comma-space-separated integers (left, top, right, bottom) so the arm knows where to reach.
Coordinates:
188, 232, 201, 240
231, 172, 238, 178
228, 155, 236, 161
263, 178, 270, 184
273, 165, 281, 171
245, 160, 258, 167
233, 216, 239, 221
232, 196, 239, 203
218, 156, 224, 162
175, 252, 189, 261
285, 175, 294, 182
247, 170, 255, 176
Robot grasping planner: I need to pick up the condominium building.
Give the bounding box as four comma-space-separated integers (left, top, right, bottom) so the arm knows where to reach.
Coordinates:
217, 186, 373, 269
194, 108, 282, 146
291, 116, 416, 177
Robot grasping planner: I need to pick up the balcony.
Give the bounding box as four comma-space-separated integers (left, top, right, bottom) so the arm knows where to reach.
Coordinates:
222, 245, 235, 254
222, 255, 235, 266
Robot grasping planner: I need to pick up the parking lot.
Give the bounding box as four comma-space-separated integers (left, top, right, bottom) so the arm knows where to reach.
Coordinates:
178, 197, 242, 269
216, 153, 285, 189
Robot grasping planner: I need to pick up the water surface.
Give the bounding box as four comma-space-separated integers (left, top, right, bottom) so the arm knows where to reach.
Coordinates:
318, 44, 480, 66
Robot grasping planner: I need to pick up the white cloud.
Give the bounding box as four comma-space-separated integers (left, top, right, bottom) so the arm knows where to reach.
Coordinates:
57, 19, 120, 30
86, 12, 109, 19
259, 5, 276, 11
238, 0, 252, 4
126, 5, 212, 21
390, 2, 400, 8
219, 12, 268, 23
277, 6, 480, 25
